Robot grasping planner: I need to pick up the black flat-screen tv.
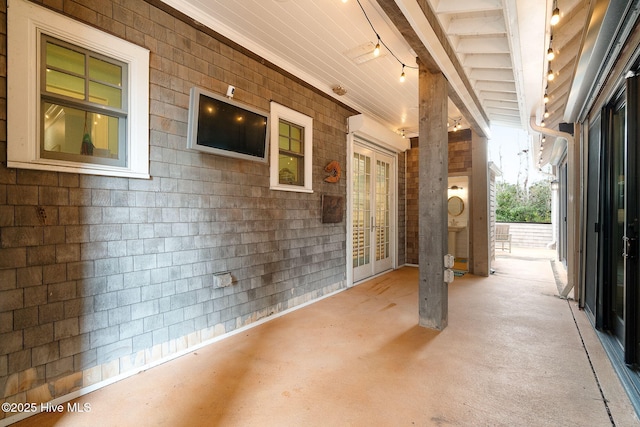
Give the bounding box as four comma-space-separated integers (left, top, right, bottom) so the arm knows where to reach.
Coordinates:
187, 87, 269, 163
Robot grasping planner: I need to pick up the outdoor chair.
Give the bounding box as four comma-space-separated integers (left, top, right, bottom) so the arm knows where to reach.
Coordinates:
496, 224, 512, 253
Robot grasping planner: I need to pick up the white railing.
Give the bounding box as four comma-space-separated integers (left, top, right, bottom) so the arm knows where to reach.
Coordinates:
496, 222, 552, 248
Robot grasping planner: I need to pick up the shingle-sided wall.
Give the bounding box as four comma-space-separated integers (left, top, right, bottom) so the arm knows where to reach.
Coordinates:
448, 129, 472, 173
405, 131, 473, 264
406, 140, 419, 264
0, 0, 354, 413
397, 152, 406, 266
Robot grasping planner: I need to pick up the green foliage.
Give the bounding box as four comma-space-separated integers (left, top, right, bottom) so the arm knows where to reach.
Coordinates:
496, 181, 551, 223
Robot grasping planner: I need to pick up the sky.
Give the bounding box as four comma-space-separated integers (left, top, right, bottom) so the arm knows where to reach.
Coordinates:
487, 125, 550, 186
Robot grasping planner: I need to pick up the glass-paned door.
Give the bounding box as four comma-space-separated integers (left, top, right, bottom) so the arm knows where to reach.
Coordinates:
353, 151, 371, 275
610, 102, 626, 342
353, 144, 394, 282
623, 74, 640, 363
583, 116, 601, 324
375, 158, 391, 265
600, 76, 640, 364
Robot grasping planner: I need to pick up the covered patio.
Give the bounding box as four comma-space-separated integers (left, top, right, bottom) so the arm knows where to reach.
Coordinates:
12, 249, 637, 426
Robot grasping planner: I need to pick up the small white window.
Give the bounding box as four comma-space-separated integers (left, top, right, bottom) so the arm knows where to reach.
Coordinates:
7, 0, 150, 179
269, 102, 313, 193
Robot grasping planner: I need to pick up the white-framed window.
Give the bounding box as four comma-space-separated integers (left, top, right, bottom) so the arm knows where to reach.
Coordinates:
269, 102, 313, 193
7, 0, 150, 179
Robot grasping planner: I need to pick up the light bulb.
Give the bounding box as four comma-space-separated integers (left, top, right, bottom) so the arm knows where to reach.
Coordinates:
544, 110, 550, 118
399, 66, 406, 83
547, 47, 555, 61
374, 37, 380, 57
547, 69, 554, 81
550, 7, 560, 26
543, 93, 549, 103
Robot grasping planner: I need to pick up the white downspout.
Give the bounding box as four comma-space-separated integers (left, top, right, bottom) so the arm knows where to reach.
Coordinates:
529, 117, 575, 298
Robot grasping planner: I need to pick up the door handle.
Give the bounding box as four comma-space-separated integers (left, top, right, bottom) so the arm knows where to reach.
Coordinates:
623, 236, 637, 259
628, 236, 637, 259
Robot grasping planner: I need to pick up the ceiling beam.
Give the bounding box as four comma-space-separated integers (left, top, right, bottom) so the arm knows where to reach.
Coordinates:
470, 69, 515, 81
446, 13, 506, 35
484, 99, 520, 110
480, 91, 518, 102
431, 0, 502, 14
456, 36, 510, 54
376, 0, 491, 137
464, 53, 513, 69
475, 81, 517, 93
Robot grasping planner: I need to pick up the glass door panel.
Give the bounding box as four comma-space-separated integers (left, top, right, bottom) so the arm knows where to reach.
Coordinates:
374, 157, 392, 274
611, 104, 626, 342
352, 145, 394, 282
353, 152, 371, 273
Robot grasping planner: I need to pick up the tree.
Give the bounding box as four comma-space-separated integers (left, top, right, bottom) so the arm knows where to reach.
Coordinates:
496, 180, 551, 223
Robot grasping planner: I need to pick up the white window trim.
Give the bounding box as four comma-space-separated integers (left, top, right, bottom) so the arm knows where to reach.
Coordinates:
269, 102, 313, 193
7, 0, 150, 179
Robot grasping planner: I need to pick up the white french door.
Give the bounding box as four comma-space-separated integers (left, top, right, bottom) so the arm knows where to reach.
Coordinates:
352, 144, 395, 282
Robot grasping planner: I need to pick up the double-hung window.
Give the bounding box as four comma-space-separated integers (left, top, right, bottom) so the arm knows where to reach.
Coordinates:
8, 0, 150, 178
278, 120, 305, 186
269, 102, 313, 193
41, 36, 127, 167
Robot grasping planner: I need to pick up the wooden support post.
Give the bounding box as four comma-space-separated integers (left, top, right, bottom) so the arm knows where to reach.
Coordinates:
418, 61, 448, 330
471, 130, 490, 276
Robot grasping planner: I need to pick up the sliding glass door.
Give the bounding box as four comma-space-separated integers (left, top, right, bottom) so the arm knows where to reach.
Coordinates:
588, 75, 640, 364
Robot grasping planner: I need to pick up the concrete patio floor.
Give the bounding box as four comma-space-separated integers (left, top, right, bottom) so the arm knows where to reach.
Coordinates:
9, 248, 639, 426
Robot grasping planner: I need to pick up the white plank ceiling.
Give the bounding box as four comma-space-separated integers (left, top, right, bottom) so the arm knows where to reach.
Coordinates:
161, 0, 588, 152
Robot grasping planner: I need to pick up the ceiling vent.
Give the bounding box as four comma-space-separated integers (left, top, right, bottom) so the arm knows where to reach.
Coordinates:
344, 42, 386, 64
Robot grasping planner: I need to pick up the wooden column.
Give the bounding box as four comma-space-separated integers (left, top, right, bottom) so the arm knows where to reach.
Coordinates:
471, 130, 490, 277
418, 61, 448, 330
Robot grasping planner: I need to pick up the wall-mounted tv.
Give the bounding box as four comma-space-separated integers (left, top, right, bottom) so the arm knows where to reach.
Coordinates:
187, 86, 269, 163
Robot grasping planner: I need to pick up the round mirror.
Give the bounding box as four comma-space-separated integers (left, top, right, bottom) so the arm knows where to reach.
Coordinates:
448, 196, 464, 216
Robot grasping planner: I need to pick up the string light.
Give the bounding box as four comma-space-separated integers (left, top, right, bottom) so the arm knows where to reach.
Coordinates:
550, 7, 560, 26
547, 35, 555, 61
547, 67, 555, 81
547, 47, 555, 61
539, 3, 559, 142
353, 0, 416, 83
448, 117, 464, 131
